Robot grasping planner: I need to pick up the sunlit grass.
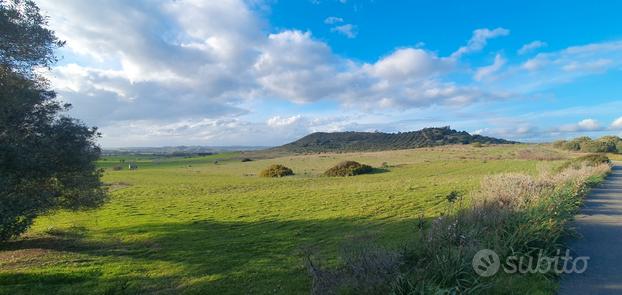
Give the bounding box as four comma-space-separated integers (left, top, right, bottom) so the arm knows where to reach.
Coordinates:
0, 144, 563, 294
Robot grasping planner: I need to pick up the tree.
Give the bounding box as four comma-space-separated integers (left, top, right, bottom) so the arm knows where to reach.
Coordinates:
0, 0, 106, 241
598, 136, 622, 153
580, 140, 609, 153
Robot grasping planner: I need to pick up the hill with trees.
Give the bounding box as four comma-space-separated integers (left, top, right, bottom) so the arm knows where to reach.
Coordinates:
271, 126, 516, 153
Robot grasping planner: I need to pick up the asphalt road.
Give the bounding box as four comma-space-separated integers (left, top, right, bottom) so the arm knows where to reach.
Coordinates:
559, 162, 622, 295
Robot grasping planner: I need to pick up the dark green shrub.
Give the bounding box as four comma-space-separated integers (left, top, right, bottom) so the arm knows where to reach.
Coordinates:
259, 164, 294, 177
324, 161, 373, 177
241, 158, 253, 162
597, 136, 621, 152
555, 136, 622, 154
580, 140, 610, 153
562, 140, 581, 151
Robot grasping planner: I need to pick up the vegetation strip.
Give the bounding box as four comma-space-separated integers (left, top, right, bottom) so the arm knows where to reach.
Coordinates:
306, 156, 611, 294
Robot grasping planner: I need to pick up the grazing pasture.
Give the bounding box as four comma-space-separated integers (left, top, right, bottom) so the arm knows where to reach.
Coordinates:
0, 145, 570, 294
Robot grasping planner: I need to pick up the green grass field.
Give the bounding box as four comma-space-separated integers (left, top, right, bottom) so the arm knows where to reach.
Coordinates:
0, 145, 568, 294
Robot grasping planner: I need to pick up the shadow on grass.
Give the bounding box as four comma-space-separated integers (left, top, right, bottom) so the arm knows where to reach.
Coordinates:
0, 217, 436, 294
369, 167, 390, 174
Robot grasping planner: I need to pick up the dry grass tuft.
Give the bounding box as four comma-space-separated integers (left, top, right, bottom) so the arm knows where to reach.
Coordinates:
514, 148, 566, 161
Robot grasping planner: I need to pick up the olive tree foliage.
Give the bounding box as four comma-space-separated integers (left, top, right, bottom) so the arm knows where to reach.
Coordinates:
1, 0, 106, 241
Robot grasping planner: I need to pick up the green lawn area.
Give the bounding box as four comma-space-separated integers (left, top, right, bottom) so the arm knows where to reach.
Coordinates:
0, 145, 563, 294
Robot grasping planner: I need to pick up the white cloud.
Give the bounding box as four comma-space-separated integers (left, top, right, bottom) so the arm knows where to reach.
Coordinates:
451, 27, 510, 59
35, 1, 622, 146
475, 54, 506, 81
368, 48, 449, 81
578, 119, 600, 130
267, 115, 303, 127
612, 117, 622, 129
518, 40, 547, 55
253, 30, 347, 103
472, 128, 488, 135
521, 41, 622, 75
331, 24, 357, 38
558, 119, 601, 132
562, 59, 612, 72
324, 16, 343, 24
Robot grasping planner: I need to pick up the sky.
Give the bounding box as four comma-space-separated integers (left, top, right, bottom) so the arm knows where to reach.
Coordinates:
36, 0, 622, 147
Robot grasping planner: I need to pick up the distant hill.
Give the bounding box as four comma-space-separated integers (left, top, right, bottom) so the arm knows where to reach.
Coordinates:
102, 145, 268, 156
271, 127, 516, 153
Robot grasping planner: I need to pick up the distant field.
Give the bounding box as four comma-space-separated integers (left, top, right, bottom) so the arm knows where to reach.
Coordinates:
0, 144, 569, 294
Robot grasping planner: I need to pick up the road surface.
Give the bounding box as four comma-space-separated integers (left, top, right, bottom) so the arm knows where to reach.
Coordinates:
559, 162, 622, 294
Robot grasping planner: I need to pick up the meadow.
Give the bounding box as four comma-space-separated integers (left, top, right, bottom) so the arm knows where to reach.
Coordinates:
0, 145, 580, 294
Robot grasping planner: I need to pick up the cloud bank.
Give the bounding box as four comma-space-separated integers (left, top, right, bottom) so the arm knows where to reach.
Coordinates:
37, 0, 622, 146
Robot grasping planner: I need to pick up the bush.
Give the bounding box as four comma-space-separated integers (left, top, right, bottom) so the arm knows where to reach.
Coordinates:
112, 165, 123, 171
324, 161, 373, 177
562, 140, 581, 151
558, 154, 611, 171
598, 136, 621, 152
259, 164, 294, 177
241, 158, 253, 162
555, 135, 622, 153
552, 140, 567, 149
580, 140, 610, 153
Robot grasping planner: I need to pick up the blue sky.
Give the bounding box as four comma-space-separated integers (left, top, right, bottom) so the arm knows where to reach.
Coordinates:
37, 0, 622, 147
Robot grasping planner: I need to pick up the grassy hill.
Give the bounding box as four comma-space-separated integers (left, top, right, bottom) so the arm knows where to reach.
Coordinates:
272, 126, 516, 153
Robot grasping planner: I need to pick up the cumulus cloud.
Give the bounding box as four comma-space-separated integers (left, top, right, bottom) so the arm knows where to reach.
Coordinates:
558, 119, 602, 132
474, 54, 506, 81
577, 119, 600, 130
518, 40, 547, 55
98, 114, 360, 147
330, 24, 358, 38
35, 0, 622, 146
612, 117, 622, 129
40, 0, 263, 125
253, 30, 348, 103
367, 48, 449, 80
451, 27, 510, 59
